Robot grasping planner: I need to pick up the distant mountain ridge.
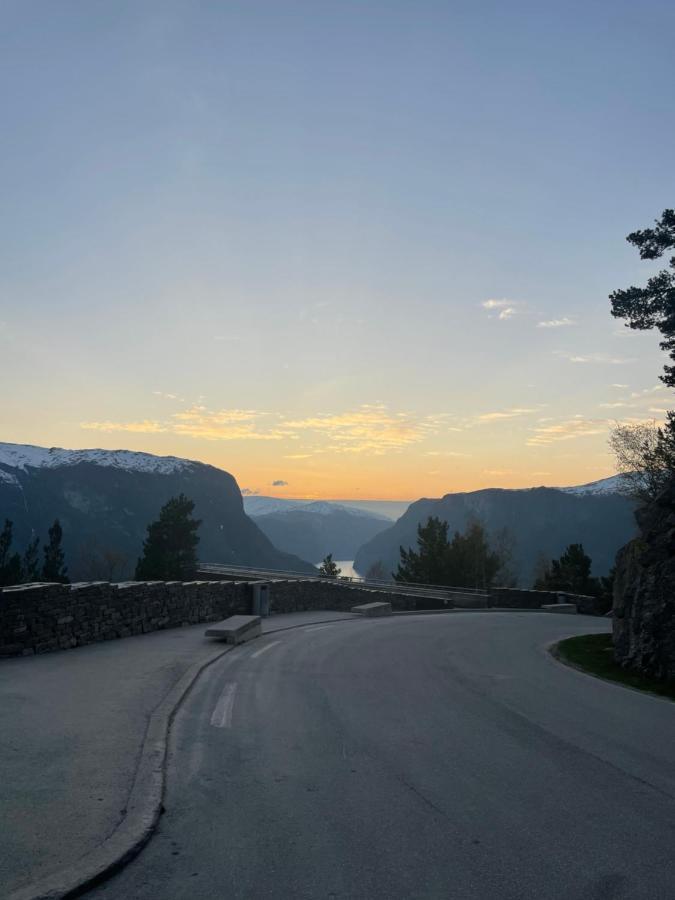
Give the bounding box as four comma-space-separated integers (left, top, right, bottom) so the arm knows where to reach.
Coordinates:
243, 495, 393, 520
0, 441, 315, 579
353, 479, 637, 585
249, 500, 391, 563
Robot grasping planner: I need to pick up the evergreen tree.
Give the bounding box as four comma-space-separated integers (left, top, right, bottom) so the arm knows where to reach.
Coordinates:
42, 519, 69, 583
446, 521, 504, 589
22, 535, 41, 582
396, 517, 450, 584
0, 519, 22, 586
533, 543, 599, 596
135, 494, 201, 581
610, 209, 675, 389
318, 553, 341, 578
396, 517, 508, 589
610, 209, 675, 471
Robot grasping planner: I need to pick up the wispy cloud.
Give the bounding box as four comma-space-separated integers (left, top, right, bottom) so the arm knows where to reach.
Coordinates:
481, 298, 524, 321
537, 317, 576, 329
283, 404, 440, 454
629, 385, 667, 399
482, 299, 511, 310
476, 408, 538, 422
80, 402, 460, 456
81, 420, 169, 434
82, 407, 290, 442
424, 450, 468, 458
272, 479, 288, 487
171, 407, 289, 441
152, 391, 180, 400
555, 351, 636, 365
527, 417, 608, 446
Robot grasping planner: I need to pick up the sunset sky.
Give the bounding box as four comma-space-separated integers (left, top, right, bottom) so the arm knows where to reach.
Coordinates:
2, 1, 674, 499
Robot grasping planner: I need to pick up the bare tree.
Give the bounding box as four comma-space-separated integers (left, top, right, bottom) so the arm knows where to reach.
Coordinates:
78, 539, 129, 582
608, 420, 674, 503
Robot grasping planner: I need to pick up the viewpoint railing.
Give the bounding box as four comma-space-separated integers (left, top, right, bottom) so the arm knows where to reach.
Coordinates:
197, 562, 489, 602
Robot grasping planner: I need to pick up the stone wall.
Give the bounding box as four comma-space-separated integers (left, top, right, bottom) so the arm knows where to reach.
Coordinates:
489, 587, 603, 614
265, 579, 417, 614
613, 482, 675, 681
0, 580, 251, 658
0, 578, 416, 659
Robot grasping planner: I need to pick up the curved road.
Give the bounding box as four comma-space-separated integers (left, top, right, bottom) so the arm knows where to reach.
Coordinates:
90, 613, 675, 900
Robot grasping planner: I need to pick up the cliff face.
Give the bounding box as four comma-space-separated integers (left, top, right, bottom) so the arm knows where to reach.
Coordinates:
354, 487, 637, 585
613, 482, 675, 681
0, 442, 315, 579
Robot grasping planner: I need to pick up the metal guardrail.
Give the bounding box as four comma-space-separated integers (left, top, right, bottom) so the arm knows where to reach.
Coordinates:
197, 562, 489, 601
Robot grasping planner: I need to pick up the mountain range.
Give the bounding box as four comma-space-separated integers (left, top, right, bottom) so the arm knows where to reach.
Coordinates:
248, 500, 391, 563
0, 442, 315, 580
0, 442, 639, 588
353, 476, 637, 585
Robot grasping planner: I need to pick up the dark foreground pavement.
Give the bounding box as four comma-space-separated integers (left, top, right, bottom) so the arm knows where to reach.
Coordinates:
88, 613, 675, 900
0, 610, 357, 896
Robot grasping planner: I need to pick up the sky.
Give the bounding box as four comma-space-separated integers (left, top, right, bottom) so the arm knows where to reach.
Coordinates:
1, 0, 674, 500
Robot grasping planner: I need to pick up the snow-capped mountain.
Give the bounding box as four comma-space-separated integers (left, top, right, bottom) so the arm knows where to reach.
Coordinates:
242, 496, 310, 517
243, 496, 391, 520
0, 441, 315, 579
299, 501, 389, 520
0, 442, 192, 476
559, 474, 628, 496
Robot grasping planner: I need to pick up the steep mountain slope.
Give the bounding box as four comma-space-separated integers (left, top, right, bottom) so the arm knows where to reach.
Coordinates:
353, 483, 637, 585
0, 442, 315, 579
251, 501, 390, 563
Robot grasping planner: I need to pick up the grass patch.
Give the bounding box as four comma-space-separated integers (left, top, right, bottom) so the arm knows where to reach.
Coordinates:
553, 633, 675, 702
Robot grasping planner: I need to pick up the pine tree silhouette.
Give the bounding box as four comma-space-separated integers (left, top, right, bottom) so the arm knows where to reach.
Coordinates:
42, 519, 69, 583
135, 494, 201, 581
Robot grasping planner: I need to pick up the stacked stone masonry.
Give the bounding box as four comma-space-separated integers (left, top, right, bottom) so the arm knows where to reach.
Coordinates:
0, 578, 605, 659
0, 580, 251, 658
0, 578, 416, 658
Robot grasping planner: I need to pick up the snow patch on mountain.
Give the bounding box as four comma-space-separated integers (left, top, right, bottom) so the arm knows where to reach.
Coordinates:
0, 442, 194, 476
243, 496, 310, 517
560, 474, 629, 496
243, 496, 390, 520
0, 468, 20, 487
301, 501, 390, 520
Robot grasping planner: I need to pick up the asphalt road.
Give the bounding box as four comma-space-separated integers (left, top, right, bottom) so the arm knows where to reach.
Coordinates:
89, 613, 675, 900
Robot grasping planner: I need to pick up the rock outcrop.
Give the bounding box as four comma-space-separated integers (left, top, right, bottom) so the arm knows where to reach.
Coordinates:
0, 442, 316, 579
613, 481, 675, 681
354, 486, 637, 585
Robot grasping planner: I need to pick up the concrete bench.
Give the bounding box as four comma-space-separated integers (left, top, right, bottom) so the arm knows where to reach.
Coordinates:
351, 601, 392, 617
542, 603, 577, 614
205, 615, 262, 644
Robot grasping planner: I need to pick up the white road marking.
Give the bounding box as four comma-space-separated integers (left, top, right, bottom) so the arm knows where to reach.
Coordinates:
301, 624, 333, 632
210, 682, 238, 728
250, 640, 281, 659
